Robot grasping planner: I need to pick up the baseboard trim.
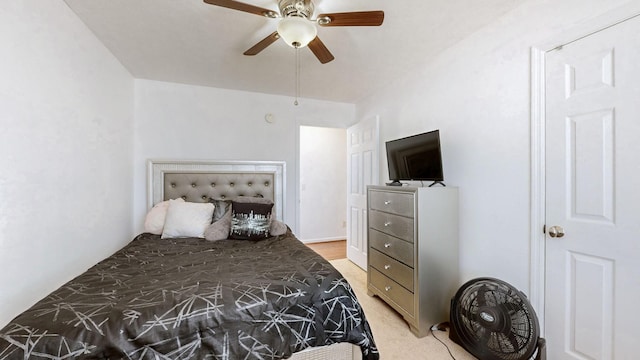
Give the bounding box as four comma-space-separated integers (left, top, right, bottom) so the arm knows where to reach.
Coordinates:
301, 237, 346, 244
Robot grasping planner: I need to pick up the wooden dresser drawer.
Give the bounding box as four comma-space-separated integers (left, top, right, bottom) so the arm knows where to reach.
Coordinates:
370, 249, 414, 291
369, 211, 414, 243
369, 190, 414, 217
370, 268, 414, 316
369, 229, 414, 266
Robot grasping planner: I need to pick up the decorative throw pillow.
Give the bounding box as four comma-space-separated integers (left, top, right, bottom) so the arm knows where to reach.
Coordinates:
234, 196, 288, 236
204, 207, 232, 241
229, 201, 274, 240
234, 195, 273, 205
269, 219, 288, 236
208, 199, 231, 222
161, 201, 215, 239
144, 198, 185, 235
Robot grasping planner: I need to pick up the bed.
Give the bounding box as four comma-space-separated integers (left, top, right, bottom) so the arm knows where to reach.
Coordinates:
0, 160, 378, 360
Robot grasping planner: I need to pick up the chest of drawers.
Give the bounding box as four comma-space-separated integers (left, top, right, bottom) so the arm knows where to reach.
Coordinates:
366, 185, 458, 337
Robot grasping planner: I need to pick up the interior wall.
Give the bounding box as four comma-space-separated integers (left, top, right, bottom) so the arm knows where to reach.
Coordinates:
0, 0, 134, 327
355, 0, 633, 292
299, 126, 347, 243
133, 80, 355, 235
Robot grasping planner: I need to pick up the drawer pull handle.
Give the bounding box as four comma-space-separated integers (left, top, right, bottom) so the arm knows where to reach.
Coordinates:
384, 222, 391, 227
384, 243, 391, 248
384, 264, 391, 270
384, 286, 392, 292
384, 200, 391, 205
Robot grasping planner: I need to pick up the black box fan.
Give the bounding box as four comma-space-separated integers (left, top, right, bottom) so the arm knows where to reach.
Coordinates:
449, 277, 546, 360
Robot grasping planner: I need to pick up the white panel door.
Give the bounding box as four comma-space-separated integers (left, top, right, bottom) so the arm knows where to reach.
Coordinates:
346, 117, 379, 270
545, 17, 640, 359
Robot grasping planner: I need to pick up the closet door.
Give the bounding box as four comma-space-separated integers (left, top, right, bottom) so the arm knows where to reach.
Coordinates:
544, 16, 640, 359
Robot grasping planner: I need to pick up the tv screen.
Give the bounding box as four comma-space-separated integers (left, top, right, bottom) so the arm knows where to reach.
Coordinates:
386, 130, 443, 184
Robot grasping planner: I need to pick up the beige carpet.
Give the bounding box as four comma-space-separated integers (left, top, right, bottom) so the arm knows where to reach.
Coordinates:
330, 259, 477, 360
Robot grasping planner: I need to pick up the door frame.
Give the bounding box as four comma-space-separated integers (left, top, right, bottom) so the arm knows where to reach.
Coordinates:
529, 5, 640, 335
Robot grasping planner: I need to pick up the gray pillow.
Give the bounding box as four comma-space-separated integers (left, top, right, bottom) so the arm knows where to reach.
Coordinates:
208, 199, 231, 222
204, 208, 232, 241
270, 219, 287, 236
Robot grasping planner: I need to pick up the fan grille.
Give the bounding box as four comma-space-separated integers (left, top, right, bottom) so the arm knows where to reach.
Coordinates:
450, 278, 540, 360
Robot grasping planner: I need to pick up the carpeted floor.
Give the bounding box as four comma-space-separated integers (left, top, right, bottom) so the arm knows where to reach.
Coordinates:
330, 259, 477, 360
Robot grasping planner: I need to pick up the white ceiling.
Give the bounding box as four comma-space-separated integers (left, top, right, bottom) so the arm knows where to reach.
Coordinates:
63, 0, 525, 103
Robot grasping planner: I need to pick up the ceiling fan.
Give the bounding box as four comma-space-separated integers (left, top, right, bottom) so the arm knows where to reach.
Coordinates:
203, 0, 384, 64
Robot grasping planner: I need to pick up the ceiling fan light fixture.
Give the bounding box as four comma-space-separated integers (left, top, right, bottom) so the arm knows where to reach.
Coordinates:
277, 16, 317, 48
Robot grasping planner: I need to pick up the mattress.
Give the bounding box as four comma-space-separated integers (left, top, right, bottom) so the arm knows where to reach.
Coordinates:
0, 231, 378, 359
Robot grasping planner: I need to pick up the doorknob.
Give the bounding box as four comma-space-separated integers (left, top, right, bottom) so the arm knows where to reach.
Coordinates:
548, 225, 565, 238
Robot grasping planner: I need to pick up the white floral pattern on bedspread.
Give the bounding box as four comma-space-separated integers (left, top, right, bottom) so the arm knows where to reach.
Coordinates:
0, 231, 378, 360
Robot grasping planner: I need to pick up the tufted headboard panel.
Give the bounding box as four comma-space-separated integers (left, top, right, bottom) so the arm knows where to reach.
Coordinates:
148, 160, 285, 220
163, 173, 275, 203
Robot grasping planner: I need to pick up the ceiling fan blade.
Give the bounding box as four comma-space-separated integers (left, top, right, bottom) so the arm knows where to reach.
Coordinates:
203, 0, 278, 18
316, 11, 384, 26
308, 37, 335, 64
244, 31, 280, 56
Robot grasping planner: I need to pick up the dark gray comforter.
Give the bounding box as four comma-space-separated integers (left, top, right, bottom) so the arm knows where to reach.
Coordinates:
0, 231, 378, 359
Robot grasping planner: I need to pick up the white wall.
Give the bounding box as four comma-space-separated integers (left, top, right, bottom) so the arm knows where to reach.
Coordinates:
356, 0, 633, 292
3, 0, 632, 331
133, 80, 355, 235
0, 1, 134, 326
299, 126, 347, 242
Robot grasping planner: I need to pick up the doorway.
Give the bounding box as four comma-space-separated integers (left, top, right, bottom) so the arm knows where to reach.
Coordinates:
298, 126, 347, 243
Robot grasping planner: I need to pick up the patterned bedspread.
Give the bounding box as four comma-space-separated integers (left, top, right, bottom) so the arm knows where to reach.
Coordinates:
0, 231, 378, 359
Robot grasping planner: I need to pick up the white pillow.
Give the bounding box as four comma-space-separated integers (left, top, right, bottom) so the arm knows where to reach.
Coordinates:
161, 201, 215, 239
144, 198, 185, 235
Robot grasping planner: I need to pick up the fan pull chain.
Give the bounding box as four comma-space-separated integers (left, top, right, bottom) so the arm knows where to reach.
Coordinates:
294, 45, 300, 106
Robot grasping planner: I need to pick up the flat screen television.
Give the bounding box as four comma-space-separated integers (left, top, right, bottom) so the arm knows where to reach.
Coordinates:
385, 129, 444, 186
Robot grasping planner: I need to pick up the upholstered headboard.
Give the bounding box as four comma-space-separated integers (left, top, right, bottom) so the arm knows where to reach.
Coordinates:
147, 160, 286, 220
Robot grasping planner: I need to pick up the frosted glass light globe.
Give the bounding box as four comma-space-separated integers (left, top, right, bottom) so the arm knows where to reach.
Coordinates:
277, 17, 317, 48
